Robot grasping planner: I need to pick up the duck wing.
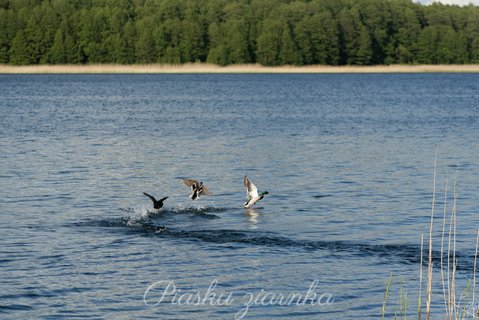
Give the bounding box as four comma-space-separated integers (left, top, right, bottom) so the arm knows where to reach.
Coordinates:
244, 176, 259, 199
201, 185, 212, 195
182, 179, 199, 188
143, 192, 157, 203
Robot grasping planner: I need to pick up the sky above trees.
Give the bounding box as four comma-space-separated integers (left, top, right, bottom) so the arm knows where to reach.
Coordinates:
418, 0, 479, 5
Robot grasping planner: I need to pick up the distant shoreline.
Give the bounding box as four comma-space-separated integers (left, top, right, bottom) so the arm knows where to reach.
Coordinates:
1, 64, 479, 74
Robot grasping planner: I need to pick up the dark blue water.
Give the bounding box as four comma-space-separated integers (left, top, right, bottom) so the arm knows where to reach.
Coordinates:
1, 73, 478, 319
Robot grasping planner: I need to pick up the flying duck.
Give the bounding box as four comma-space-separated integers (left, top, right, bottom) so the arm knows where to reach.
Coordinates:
244, 175, 268, 208
143, 192, 168, 210
182, 179, 212, 200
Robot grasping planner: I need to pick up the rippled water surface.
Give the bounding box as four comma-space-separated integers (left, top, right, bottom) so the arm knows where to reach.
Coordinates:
1, 74, 479, 319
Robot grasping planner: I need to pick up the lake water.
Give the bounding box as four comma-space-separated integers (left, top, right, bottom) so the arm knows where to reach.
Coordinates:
1, 73, 478, 319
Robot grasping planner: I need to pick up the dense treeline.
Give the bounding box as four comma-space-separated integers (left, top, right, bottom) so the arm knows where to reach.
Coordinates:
1, 0, 479, 66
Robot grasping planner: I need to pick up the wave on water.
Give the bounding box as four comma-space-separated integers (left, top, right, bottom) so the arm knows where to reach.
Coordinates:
74, 208, 476, 273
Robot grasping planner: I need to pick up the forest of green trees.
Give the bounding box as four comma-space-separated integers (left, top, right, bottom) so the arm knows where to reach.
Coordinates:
1, 0, 479, 66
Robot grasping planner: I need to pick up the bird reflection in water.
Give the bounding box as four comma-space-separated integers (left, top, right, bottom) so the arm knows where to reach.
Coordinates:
244, 207, 259, 228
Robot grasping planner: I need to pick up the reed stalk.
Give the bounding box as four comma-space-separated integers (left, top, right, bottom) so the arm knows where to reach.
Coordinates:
419, 233, 424, 319
395, 279, 409, 320
473, 229, 479, 320
447, 186, 455, 318
425, 152, 438, 319
452, 177, 458, 319
383, 272, 393, 320
441, 175, 450, 314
